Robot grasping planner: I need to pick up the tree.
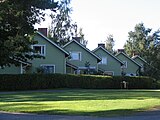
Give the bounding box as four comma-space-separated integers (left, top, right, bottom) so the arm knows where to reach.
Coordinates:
124, 23, 152, 57
49, 0, 73, 45
48, 0, 88, 47
105, 34, 115, 54
77, 27, 88, 47
124, 23, 160, 78
0, 0, 58, 67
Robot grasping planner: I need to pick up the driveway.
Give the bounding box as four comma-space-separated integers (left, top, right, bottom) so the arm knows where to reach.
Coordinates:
0, 111, 160, 120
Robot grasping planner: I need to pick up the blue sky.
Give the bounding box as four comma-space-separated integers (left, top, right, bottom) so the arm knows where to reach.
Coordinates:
36, 0, 160, 50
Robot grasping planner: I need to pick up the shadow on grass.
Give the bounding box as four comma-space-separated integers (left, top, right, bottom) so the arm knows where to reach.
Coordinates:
28, 108, 144, 117
0, 89, 160, 102
0, 105, 141, 117
1, 102, 160, 117
0, 90, 160, 117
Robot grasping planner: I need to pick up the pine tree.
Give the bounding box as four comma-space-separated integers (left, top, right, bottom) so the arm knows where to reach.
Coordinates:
105, 34, 115, 54
124, 23, 160, 79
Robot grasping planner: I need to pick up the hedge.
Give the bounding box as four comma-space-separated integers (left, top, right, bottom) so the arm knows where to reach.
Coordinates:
0, 74, 155, 91
156, 80, 160, 89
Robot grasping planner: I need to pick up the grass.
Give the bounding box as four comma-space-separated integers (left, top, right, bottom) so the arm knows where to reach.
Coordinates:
0, 89, 160, 117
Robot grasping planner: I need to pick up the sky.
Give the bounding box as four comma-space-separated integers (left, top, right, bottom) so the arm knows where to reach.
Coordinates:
35, 0, 160, 50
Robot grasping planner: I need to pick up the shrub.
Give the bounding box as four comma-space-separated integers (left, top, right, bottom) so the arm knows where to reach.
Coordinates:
156, 80, 160, 89
0, 74, 154, 91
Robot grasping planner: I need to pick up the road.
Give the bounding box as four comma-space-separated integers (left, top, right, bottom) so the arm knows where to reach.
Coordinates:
0, 111, 160, 120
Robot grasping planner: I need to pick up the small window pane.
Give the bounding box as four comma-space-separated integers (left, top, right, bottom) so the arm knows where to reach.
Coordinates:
71, 52, 81, 60
41, 65, 55, 74
32, 45, 45, 56
41, 46, 45, 55
34, 46, 41, 54
99, 57, 107, 64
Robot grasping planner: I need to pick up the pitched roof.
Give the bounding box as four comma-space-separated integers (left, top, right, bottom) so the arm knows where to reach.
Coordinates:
66, 62, 78, 70
98, 67, 105, 72
63, 39, 101, 62
36, 32, 69, 57
116, 52, 142, 67
92, 46, 124, 65
132, 55, 147, 64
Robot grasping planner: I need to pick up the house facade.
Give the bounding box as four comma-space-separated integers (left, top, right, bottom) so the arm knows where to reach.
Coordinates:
116, 52, 142, 76
132, 55, 148, 73
63, 39, 101, 74
29, 32, 69, 74
0, 64, 23, 74
93, 45, 124, 76
0, 31, 69, 74
1, 28, 146, 76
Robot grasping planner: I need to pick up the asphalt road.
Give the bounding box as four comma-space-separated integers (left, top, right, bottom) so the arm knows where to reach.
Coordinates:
0, 111, 160, 120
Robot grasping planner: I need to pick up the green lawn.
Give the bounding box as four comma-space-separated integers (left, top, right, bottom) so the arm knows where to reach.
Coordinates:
0, 89, 160, 117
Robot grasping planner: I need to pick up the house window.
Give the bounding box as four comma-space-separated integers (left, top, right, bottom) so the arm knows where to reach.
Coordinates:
122, 61, 127, 68
99, 57, 107, 64
41, 64, 55, 74
32, 45, 46, 56
70, 52, 81, 61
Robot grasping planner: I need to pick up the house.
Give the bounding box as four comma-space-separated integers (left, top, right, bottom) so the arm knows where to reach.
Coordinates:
116, 52, 142, 76
132, 55, 148, 73
93, 44, 124, 76
29, 31, 69, 74
63, 38, 101, 74
66, 62, 78, 74
0, 29, 69, 74
0, 61, 31, 74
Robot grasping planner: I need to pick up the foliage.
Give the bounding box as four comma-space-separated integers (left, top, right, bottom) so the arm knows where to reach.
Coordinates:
48, 0, 87, 46
84, 61, 90, 74
124, 23, 160, 79
0, 0, 58, 67
36, 67, 44, 74
77, 28, 88, 46
48, 0, 74, 45
155, 80, 160, 89
124, 23, 160, 57
105, 34, 115, 54
0, 74, 155, 91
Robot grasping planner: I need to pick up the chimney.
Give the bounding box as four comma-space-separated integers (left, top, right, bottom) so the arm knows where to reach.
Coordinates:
132, 51, 139, 57
98, 43, 105, 48
118, 49, 125, 53
73, 37, 81, 43
38, 28, 47, 37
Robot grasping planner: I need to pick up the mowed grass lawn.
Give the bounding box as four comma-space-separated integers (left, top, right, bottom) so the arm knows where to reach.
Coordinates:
0, 89, 160, 117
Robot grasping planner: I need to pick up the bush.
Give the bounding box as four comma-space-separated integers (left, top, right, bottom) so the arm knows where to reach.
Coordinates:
156, 80, 160, 89
0, 74, 155, 91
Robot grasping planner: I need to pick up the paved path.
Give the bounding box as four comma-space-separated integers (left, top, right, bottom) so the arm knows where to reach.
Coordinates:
0, 111, 160, 120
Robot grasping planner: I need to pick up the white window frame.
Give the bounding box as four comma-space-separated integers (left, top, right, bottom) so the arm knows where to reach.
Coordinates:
40, 64, 55, 74
31, 45, 46, 56
99, 57, 107, 65
70, 52, 81, 61
122, 61, 127, 68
